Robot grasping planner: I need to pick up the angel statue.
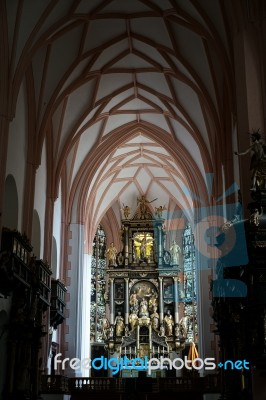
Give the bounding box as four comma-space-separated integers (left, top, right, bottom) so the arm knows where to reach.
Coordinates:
155, 205, 167, 218
121, 204, 131, 219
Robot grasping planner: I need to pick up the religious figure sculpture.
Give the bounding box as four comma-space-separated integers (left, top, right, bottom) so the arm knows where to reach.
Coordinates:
164, 310, 174, 336
234, 131, 266, 190
134, 233, 154, 261
121, 204, 131, 219
102, 317, 110, 340
148, 289, 158, 311
159, 324, 165, 337
250, 207, 262, 227
179, 316, 188, 338
106, 242, 117, 265
170, 240, 181, 265
174, 324, 180, 337
150, 306, 159, 331
137, 195, 157, 219
114, 312, 125, 337
139, 298, 149, 317
129, 312, 139, 331
154, 205, 167, 218
129, 290, 139, 313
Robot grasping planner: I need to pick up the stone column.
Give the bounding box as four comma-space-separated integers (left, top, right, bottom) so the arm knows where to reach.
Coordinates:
136, 325, 140, 355
173, 277, 179, 324
159, 277, 164, 324
125, 278, 129, 326
110, 278, 114, 325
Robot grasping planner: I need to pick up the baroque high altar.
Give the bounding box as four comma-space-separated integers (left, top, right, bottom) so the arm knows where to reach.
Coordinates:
102, 196, 193, 373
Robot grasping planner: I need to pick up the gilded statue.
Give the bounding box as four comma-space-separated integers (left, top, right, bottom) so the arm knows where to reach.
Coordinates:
137, 195, 157, 219
179, 316, 189, 338
121, 204, 131, 219
129, 290, 139, 313
106, 242, 117, 265
129, 312, 139, 331
164, 310, 174, 336
133, 233, 154, 261
154, 205, 167, 218
148, 289, 158, 311
150, 306, 159, 331
114, 312, 125, 337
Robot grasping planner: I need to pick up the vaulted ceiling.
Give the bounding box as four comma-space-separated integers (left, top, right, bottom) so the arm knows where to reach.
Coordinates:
6, 0, 243, 244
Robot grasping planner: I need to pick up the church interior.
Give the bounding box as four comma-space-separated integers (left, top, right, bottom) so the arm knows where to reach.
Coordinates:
1, 1, 266, 399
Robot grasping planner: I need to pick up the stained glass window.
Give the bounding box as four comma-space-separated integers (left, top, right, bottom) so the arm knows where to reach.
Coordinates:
90, 225, 107, 343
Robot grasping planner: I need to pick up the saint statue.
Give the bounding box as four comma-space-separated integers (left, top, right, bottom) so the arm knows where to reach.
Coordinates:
129, 290, 139, 313
114, 312, 125, 337
164, 310, 174, 336
148, 289, 158, 311
129, 312, 139, 331
139, 298, 149, 317
106, 242, 117, 265
179, 316, 188, 338
170, 240, 181, 265
102, 318, 110, 340
150, 306, 159, 331
234, 131, 266, 190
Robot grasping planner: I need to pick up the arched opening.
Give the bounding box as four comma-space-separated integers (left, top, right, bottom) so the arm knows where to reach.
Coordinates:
2, 175, 19, 230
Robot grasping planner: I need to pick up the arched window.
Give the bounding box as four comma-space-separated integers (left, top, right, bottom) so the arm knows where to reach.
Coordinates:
182, 225, 198, 343
90, 225, 107, 343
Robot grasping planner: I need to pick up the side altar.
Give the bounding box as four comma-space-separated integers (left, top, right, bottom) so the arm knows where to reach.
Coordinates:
103, 197, 189, 371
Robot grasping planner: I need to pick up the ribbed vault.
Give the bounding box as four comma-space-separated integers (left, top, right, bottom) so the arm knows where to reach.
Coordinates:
5, 0, 241, 250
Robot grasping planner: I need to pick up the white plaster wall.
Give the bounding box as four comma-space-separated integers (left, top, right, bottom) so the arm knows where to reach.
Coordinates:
6, 81, 27, 231
34, 139, 47, 259
52, 181, 62, 278
65, 223, 85, 377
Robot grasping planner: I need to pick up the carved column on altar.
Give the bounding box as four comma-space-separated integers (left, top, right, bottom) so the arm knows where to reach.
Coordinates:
110, 278, 114, 325
157, 225, 163, 267
125, 278, 129, 328
173, 276, 179, 324
159, 277, 164, 325
124, 226, 129, 265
